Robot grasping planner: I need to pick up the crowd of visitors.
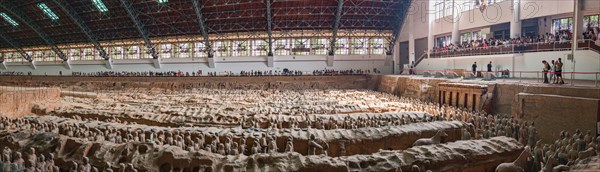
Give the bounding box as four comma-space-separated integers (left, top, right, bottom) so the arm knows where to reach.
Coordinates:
238, 70, 304, 76
432, 32, 572, 53
434, 27, 600, 54
313, 69, 377, 76
583, 26, 600, 42
66, 69, 375, 77
72, 70, 199, 77
0, 72, 25, 76
0, 69, 378, 77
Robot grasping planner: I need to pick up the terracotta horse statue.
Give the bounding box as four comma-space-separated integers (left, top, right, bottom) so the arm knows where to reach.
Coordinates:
496, 146, 532, 172
541, 154, 570, 172
540, 154, 557, 172
413, 130, 448, 146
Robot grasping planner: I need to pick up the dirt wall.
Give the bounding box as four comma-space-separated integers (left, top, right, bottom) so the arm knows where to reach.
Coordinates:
0, 75, 370, 90
0, 87, 61, 118
375, 75, 446, 102
513, 93, 600, 143
493, 84, 600, 115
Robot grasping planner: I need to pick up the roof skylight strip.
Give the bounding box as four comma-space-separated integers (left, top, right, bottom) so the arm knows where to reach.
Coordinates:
0, 13, 18, 26
93, 0, 109, 12
38, 3, 59, 20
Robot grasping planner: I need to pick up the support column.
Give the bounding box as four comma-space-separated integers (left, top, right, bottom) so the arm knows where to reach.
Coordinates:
392, 36, 401, 74
427, 17, 434, 59
327, 55, 334, 67
408, 13, 415, 65
510, 0, 522, 38
574, 0, 583, 40
267, 56, 274, 67
570, 0, 581, 84
152, 58, 161, 69
0, 60, 6, 70
207, 57, 215, 68
104, 59, 113, 69
63, 60, 71, 70
30, 61, 37, 70
441, 91, 446, 105
451, 1, 460, 45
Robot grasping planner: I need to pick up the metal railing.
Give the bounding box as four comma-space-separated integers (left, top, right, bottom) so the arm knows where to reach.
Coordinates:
430, 40, 600, 58
414, 52, 427, 66
405, 69, 600, 87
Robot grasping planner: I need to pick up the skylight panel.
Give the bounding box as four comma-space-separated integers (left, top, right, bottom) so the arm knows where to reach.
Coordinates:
157, 0, 168, 4
0, 13, 18, 26
37, 3, 59, 20
93, 0, 109, 12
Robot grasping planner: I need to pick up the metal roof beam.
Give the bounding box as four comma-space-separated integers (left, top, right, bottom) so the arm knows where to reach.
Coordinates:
191, 0, 213, 58
329, 0, 344, 56
265, 0, 273, 56
386, 0, 411, 55
52, 0, 109, 60
0, 1, 67, 61
119, 0, 158, 59
0, 32, 32, 62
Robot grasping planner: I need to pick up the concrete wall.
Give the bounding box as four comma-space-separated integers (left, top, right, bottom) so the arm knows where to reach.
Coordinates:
398, 0, 430, 42
0, 55, 393, 75
416, 50, 600, 80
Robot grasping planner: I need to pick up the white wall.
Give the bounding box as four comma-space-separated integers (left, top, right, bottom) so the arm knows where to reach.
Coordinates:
399, 0, 431, 42
0, 55, 393, 76
416, 50, 600, 80
401, 0, 596, 40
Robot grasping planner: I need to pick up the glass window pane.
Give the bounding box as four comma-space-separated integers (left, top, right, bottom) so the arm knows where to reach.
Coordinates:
369, 38, 384, 55
335, 37, 349, 55
351, 37, 367, 55
111, 46, 123, 59
291, 38, 309, 55
311, 38, 328, 55
251, 40, 267, 56
127, 46, 140, 59
215, 40, 231, 57
177, 43, 190, 58
83, 48, 94, 60
232, 40, 249, 56
274, 39, 289, 56
35, 52, 44, 61
160, 44, 172, 58
193, 42, 207, 58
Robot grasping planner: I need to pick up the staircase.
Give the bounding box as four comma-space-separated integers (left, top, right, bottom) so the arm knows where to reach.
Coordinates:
413, 53, 428, 67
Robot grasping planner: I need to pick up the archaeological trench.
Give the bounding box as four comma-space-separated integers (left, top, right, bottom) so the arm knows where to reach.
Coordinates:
0, 75, 599, 172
